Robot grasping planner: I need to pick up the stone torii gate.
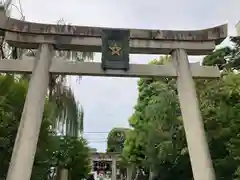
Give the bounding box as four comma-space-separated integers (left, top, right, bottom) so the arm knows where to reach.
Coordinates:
91, 152, 120, 180
0, 6, 227, 180
90, 152, 133, 180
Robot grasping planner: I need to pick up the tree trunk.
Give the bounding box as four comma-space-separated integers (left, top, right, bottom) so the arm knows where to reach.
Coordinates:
56, 168, 68, 180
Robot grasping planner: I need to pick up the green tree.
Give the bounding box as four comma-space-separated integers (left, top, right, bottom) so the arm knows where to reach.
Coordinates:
202, 47, 231, 70
123, 52, 240, 180
0, 74, 91, 180
52, 136, 91, 180
123, 56, 188, 180
0, 75, 56, 180
107, 128, 128, 153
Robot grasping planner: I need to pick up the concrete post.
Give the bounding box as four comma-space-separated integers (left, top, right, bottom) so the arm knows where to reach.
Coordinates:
60, 169, 68, 180
6, 44, 53, 180
127, 165, 133, 180
112, 158, 117, 180
171, 49, 216, 180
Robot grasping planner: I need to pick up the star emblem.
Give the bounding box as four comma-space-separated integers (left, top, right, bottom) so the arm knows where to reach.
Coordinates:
109, 43, 121, 56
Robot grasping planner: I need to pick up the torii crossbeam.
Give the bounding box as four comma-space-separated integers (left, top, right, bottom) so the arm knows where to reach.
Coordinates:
0, 58, 220, 78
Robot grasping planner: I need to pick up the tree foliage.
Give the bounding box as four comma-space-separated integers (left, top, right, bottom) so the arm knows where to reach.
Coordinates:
123, 37, 240, 180
107, 128, 128, 153
0, 75, 91, 180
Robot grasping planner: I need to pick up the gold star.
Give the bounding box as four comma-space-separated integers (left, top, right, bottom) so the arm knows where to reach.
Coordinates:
109, 43, 121, 56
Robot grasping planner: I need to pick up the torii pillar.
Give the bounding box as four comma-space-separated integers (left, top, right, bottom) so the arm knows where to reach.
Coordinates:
172, 49, 216, 180
6, 44, 53, 180
126, 165, 133, 180
111, 157, 117, 180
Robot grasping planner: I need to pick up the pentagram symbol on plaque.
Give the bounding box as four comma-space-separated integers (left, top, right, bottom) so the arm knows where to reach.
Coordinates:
101, 29, 129, 70
109, 43, 121, 56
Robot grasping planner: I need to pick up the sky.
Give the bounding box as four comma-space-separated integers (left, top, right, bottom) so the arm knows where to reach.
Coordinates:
9, 0, 240, 152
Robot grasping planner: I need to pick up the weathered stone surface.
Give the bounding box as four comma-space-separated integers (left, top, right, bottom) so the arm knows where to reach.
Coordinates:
0, 15, 227, 43
0, 58, 220, 78
4, 31, 217, 55
0, 8, 227, 55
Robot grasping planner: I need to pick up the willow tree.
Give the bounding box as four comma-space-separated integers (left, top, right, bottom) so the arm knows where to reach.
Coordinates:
0, 5, 92, 179
1, 39, 93, 137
